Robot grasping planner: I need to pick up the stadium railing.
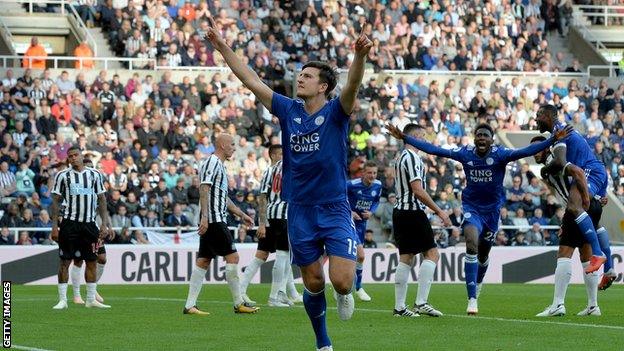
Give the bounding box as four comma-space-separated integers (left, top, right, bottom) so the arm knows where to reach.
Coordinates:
574, 4, 624, 27
0, 17, 16, 56
5, 225, 565, 244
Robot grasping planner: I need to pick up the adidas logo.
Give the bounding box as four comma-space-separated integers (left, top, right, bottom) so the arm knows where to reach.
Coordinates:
294, 117, 302, 124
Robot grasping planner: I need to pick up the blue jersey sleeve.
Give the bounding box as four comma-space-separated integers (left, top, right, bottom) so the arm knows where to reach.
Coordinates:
369, 184, 382, 213
271, 92, 296, 121
346, 181, 357, 211
500, 137, 554, 162
403, 135, 465, 162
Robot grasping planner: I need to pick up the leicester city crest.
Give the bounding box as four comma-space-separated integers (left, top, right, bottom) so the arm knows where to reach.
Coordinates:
486, 157, 494, 165
315, 115, 325, 126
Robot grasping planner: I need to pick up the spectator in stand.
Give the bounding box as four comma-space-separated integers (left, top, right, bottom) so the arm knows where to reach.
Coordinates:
22, 37, 47, 69
74, 41, 95, 69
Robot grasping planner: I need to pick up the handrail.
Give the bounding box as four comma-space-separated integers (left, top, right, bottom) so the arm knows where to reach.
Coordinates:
65, 1, 97, 56
383, 70, 587, 77
0, 55, 157, 70
572, 6, 609, 52
574, 5, 624, 27
6, 0, 68, 15
586, 64, 619, 78
0, 17, 16, 56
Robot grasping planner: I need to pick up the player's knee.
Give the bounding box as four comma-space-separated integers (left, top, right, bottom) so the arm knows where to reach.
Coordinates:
73, 259, 82, 267
558, 245, 575, 259
565, 203, 582, 217
195, 258, 210, 269
97, 256, 107, 265
224, 253, 239, 264
423, 249, 439, 263
466, 243, 478, 255
333, 280, 353, 295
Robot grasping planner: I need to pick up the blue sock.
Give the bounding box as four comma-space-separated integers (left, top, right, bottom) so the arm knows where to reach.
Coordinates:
477, 257, 489, 284
303, 288, 331, 349
465, 254, 478, 299
355, 262, 363, 291
597, 227, 613, 272
575, 212, 603, 256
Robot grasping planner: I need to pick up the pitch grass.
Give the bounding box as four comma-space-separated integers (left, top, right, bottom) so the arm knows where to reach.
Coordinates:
10, 284, 624, 351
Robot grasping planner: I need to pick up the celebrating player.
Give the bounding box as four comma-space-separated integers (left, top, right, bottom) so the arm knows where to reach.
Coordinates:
183, 133, 258, 315
239, 144, 302, 307
532, 136, 603, 316
69, 157, 108, 305
205, 15, 372, 351
50, 146, 112, 309
387, 122, 571, 315
347, 161, 382, 302
392, 124, 451, 317
535, 104, 613, 276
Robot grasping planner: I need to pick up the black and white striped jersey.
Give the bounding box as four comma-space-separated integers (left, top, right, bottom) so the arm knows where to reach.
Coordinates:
0, 171, 15, 189
545, 161, 573, 205
259, 160, 288, 220
394, 148, 426, 211
52, 166, 106, 223
199, 154, 229, 223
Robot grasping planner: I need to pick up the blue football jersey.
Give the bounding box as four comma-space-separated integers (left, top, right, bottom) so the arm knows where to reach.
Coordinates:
403, 136, 554, 212
553, 122, 606, 177
347, 178, 382, 224
271, 92, 350, 205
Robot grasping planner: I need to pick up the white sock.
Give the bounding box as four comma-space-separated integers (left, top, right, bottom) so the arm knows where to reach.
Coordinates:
553, 258, 572, 306
70, 265, 82, 298
240, 257, 264, 295
416, 259, 436, 306
86, 283, 97, 303
226, 263, 243, 306
285, 261, 299, 298
58, 283, 68, 302
184, 266, 207, 309
270, 250, 289, 300
394, 262, 411, 310
582, 261, 599, 307
96, 263, 105, 282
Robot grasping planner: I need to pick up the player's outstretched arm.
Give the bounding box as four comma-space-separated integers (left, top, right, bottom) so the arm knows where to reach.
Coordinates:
386, 123, 458, 159
505, 126, 573, 162
205, 17, 273, 112
566, 163, 591, 210
339, 28, 372, 114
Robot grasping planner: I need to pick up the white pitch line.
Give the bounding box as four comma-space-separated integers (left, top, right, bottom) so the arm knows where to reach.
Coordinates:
15, 297, 624, 331
11, 345, 54, 351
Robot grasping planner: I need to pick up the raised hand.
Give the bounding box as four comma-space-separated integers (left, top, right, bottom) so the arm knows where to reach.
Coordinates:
354, 26, 373, 57
204, 16, 226, 51
554, 125, 574, 141
385, 123, 404, 140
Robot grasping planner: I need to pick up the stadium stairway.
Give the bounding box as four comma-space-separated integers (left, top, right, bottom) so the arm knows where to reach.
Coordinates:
544, 31, 577, 69
86, 27, 122, 69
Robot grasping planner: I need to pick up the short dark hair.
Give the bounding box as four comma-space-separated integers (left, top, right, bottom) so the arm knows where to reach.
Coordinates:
530, 135, 547, 143
301, 61, 338, 97
403, 123, 423, 135
364, 161, 378, 169
268, 144, 282, 155
538, 104, 558, 120
67, 145, 81, 154
474, 123, 494, 136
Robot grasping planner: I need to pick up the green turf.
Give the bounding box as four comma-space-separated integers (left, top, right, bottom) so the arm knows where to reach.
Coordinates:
9, 283, 624, 350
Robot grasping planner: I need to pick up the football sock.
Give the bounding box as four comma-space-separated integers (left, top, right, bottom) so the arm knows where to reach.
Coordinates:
596, 227, 613, 272
355, 262, 364, 291
582, 261, 599, 307
477, 257, 490, 284
184, 266, 207, 309
553, 258, 572, 306
96, 263, 105, 282
70, 265, 82, 298
575, 212, 603, 256
465, 254, 478, 299
58, 283, 68, 302
270, 250, 289, 300
86, 283, 97, 303
225, 263, 243, 306
240, 257, 264, 295
303, 288, 331, 349
394, 262, 411, 310
285, 263, 298, 298
416, 259, 436, 306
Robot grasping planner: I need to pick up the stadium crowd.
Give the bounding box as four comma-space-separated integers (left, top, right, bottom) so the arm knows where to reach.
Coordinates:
0, 66, 622, 248
1, 0, 623, 247
87, 0, 583, 73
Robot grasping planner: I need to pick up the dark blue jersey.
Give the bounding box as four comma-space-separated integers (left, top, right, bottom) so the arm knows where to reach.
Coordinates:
347, 178, 382, 225
403, 136, 554, 212
271, 92, 350, 205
